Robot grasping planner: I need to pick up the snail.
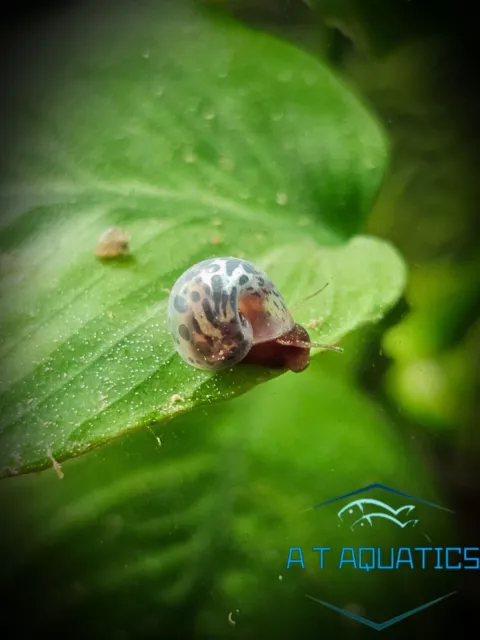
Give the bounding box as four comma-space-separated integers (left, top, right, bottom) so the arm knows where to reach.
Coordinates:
95, 227, 130, 259
167, 257, 343, 373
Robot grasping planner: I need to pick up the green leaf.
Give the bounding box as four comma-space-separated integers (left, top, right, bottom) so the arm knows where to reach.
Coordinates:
0, 0, 404, 477
0, 358, 449, 638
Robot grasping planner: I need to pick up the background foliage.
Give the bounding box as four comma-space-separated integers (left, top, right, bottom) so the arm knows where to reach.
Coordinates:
0, 0, 478, 638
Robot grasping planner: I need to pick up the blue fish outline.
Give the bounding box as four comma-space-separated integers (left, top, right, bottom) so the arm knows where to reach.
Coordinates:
337, 498, 419, 530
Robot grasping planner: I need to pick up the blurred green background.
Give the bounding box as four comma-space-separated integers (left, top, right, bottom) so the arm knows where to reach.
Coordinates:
0, 1, 479, 639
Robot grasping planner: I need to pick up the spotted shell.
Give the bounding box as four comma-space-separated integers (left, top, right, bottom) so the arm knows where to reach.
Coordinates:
167, 257, 295, 371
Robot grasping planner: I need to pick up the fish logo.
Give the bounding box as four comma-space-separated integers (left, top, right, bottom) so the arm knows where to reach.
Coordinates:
338, 499, 419, 530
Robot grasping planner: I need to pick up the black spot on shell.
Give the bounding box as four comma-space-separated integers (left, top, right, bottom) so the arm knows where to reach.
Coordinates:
221, 290, 229, 315
225, 258, 243, 276
229, 285, 238, 313
202, 298, 216, 325
211, 275, 223, 314
192, 317, 202, 334
179, 324, 190, 340
203, 284, 211, 295
235, 331, 244, 341
241, 262, 257, 274
272, 289, 280, 297
174, 295, 188, 313
238, 275, 249, 285
257, 277, 265, 286
190, 291, 201, 302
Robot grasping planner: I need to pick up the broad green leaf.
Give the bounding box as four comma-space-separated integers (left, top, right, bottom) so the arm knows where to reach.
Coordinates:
0, 0, 405, 477
0, 358, 449, 638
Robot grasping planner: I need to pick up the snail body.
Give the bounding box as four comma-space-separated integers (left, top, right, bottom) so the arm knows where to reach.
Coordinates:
167, 257, 342, 373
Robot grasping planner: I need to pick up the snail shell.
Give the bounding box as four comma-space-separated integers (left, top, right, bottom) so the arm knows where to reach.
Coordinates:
167, 256, 341, 373
95, 227, 130, 258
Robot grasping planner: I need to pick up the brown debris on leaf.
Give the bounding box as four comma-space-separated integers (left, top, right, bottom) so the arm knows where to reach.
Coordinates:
95, 227, 130, 259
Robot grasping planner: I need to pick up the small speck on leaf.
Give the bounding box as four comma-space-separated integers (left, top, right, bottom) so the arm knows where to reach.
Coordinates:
95, 227, 130, 259
305, 317, 324, 330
